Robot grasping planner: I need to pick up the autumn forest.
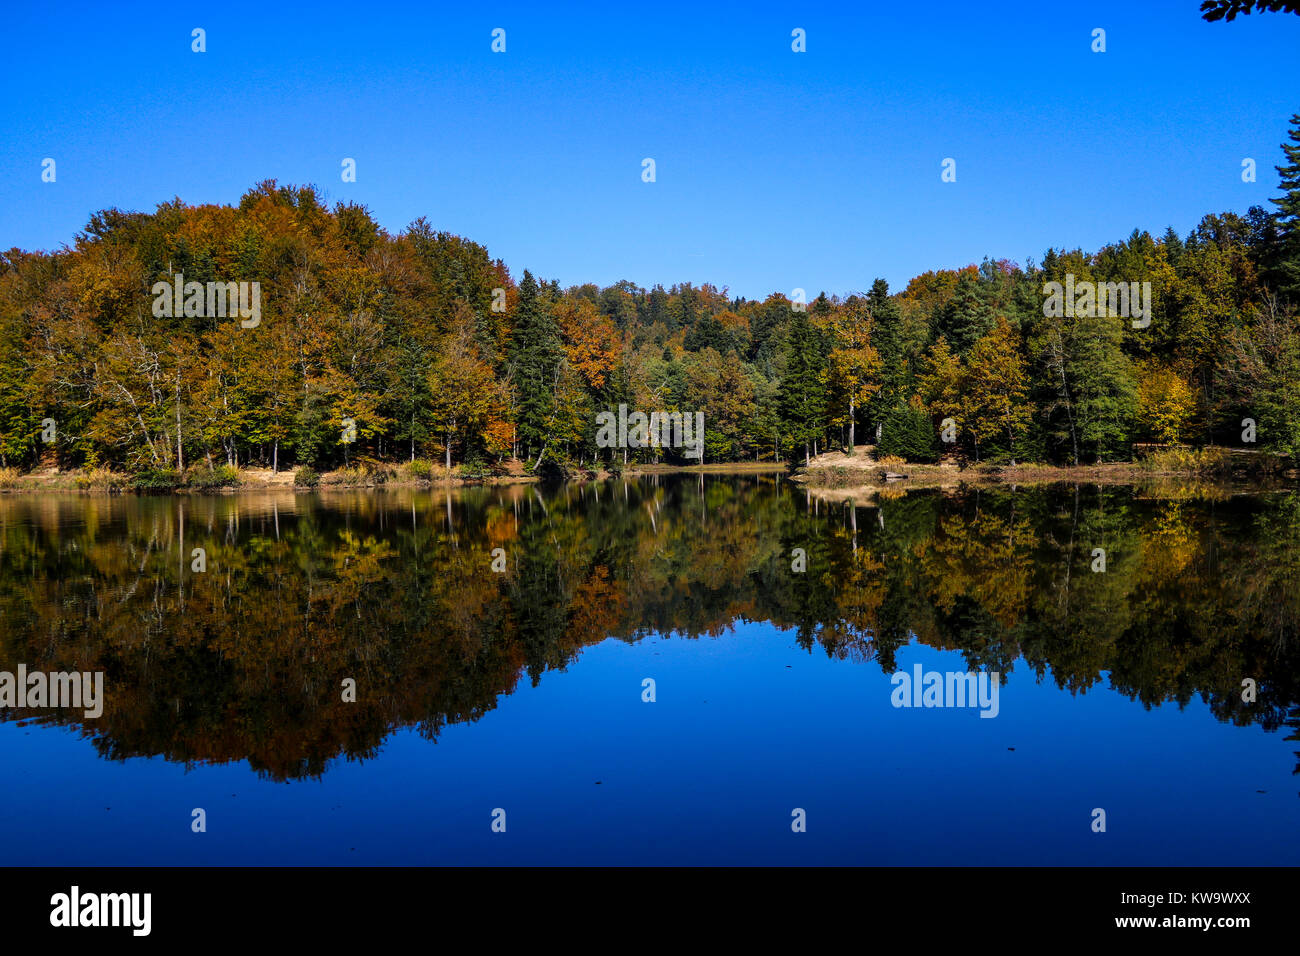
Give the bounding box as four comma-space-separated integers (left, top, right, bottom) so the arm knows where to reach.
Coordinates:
3, 116, 1300, 483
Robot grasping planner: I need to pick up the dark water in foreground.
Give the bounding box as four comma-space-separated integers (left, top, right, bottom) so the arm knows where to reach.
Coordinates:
0, 475, 1296, 865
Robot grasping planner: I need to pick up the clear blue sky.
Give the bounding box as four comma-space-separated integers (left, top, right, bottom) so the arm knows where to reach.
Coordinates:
2, 1, 1298, 300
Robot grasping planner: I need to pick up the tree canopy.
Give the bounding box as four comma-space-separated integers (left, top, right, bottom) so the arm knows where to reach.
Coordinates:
2, 115, 1300, 475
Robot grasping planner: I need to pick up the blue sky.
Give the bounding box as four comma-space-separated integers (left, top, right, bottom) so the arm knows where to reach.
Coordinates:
2, 0, 1299, 299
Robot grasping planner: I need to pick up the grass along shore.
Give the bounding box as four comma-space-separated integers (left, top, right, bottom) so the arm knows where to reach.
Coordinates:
0, 446, 1292, 495
0, 456, 790, 494
0, 460, 533, 494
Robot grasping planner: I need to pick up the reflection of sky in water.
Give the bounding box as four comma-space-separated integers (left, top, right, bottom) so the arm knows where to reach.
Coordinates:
2, 628, 1294, 866
1, 479, 1297, 864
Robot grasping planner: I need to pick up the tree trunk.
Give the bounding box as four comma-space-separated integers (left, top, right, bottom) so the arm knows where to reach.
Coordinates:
175, 377, 183, 472
1051, 330, 1079, 465
848, 393, 855, 454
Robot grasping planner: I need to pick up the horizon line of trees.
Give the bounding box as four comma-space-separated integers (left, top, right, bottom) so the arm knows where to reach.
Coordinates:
2, 114, 1299, 476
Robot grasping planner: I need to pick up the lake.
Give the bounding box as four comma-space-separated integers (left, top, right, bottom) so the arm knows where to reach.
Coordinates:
0, 475, 1296, 865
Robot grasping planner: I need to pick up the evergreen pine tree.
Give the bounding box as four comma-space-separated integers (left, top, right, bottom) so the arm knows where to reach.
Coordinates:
1271, 112, 1300, 302
933, 271, 994, 357
1161, 225, 1185, 267
684, 313, 728, 353
878, 401, 938, 463
865, 278, 906, 431
508, 270, 562, 466
778, 312, 829, 464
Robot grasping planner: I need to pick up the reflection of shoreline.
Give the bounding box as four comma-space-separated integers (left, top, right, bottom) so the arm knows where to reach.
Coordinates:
0, 477, 1295, 783
797, 459, 1298, 498
0, 473, 543, 496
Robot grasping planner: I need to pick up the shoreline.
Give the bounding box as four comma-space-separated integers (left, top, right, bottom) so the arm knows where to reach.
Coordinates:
0, 454, 1293, 496
790, 446, 1299, 500
0, 460, 790, 495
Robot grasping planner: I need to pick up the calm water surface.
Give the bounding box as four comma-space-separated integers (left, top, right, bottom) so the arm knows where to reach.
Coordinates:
0, 475, 1296, 864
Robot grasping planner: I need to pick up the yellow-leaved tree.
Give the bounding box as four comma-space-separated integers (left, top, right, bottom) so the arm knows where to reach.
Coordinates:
828, 299, 881, 454
965, 316, 1031, 463
428, 312, 507, 469
915, 335, 963, 446
1135, 361, 1197, 444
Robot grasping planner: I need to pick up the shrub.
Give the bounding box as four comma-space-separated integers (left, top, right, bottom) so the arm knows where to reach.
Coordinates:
294, 465, 320, 488
458, 458, 492, 482
876, 454, 907, 467
531, 456, 575, 481
0, 467, 20, 489
878, 404, 939, 463
75, 466, 124, 491
186, 464, 240, 489
322, 466, 361, 485
1139, 446, 1234, 475
403, 458, 433, 480
130, 468, 182, 492
347, 458, 389, 484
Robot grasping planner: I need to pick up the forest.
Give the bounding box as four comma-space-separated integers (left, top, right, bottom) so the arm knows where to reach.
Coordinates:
2, 115, 1298, 482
